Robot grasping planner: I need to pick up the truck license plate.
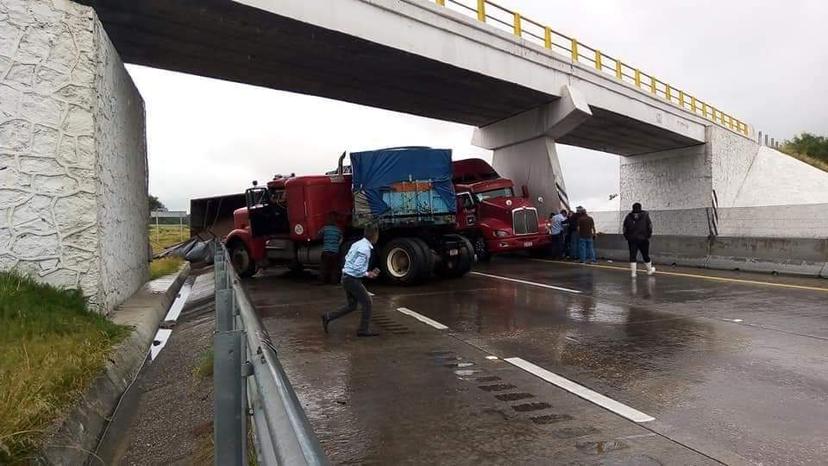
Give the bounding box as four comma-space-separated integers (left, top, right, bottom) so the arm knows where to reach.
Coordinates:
449, 249, 459, 256
523, 241, 533, 247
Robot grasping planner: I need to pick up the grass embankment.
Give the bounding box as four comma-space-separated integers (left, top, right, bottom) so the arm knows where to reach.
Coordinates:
782, 150, 828, 172
0, 272, 128, 464
149, 224, 188, 279
150, 256, 185, 280
149, 224, 189, 255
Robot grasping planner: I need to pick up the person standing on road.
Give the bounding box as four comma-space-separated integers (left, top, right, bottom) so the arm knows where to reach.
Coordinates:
549, 209, 568, 259
577, 208, 597, 263
317, 213, 343, 285
321, 224, 381, 337
623, 202, 655, 277
567, 207, 584, 260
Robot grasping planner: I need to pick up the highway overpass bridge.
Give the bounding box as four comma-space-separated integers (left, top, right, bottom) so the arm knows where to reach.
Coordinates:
1, 0, 827, 311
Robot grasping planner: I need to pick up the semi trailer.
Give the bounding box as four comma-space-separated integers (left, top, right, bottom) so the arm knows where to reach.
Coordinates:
452, 158, 550, 261
224, 147, 474, 284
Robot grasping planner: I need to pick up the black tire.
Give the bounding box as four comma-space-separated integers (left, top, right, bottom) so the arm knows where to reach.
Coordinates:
379, 237, 427, 285
473, 235, 491, 262
410, 237, 434, 281
227, 239, 256, 278
437, 234, 474, 278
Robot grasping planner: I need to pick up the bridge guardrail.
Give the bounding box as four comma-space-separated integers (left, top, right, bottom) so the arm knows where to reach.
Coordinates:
437, 0, 749, 136
213, 242, 327, 466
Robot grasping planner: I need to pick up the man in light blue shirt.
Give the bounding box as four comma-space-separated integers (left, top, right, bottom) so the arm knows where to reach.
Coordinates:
322, 224, 381, 337
550, 209, 568, 259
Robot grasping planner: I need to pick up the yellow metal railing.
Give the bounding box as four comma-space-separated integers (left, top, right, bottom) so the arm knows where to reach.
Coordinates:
436, 0, 749, 136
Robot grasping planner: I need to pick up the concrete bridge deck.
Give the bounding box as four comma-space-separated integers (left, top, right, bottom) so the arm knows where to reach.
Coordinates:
245, 259, 828, 465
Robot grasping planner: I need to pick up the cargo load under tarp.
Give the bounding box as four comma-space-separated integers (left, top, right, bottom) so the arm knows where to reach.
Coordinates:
350, 147, 456, 227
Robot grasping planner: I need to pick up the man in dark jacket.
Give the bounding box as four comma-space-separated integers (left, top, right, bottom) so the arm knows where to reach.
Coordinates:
623, 202, 655, 277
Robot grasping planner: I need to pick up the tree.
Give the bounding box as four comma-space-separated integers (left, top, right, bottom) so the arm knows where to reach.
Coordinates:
149, 195, 166, 212
783, 133, 828, 162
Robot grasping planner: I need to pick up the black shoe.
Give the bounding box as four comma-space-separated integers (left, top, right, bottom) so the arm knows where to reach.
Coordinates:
321, 314, 330, 334
356, 329, 380, 337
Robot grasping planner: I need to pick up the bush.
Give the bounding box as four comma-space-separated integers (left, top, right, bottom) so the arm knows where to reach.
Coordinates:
783, 133, 828, 162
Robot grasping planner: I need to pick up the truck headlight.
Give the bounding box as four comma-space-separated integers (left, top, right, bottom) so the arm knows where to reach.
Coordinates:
493, 230, 509, 238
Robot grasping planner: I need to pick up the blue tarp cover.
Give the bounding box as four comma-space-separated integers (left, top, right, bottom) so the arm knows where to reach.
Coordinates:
350, 147, 456, 217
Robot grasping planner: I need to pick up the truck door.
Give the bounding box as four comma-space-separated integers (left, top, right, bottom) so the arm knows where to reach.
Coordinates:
245, 186, 289, 237
457, 192, 476, 228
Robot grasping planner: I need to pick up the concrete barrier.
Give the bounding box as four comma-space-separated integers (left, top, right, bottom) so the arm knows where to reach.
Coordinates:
594, 234, 828, 278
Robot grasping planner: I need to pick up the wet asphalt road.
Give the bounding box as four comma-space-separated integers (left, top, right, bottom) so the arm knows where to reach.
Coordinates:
245, 258, 828, 465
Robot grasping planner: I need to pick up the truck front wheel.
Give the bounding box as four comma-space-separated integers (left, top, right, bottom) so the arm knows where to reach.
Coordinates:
380, 238, 427, 285
227, 239, 256, 278
474, 236, 491, 262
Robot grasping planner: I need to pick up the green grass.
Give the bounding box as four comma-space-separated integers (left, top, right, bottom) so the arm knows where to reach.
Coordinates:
193, 349, 214, 379
0, 272, 128, 464
150, 256, 185, 280
149, 224, 189, 255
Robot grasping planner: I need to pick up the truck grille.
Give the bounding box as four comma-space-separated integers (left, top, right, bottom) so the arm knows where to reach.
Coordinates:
513, 208, 539, 235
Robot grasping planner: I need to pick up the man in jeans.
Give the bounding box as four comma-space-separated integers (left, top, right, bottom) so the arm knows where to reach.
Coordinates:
321, 224, 380, 337
577, 208, 597, 263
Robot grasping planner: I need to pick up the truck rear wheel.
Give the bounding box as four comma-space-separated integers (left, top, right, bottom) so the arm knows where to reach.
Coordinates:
227, 239, 256, 278
437, 234, 474, 278
380, 237, 428, 285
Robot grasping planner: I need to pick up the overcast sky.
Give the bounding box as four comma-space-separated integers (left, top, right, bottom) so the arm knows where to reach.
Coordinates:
128, 0, 828, 212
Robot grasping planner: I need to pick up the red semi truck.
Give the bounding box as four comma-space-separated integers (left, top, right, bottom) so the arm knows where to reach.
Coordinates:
452, 158, 550, 261
224, 148, 475, 285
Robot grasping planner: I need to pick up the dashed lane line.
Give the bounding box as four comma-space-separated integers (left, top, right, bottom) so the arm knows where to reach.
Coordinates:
469, 271, 582, 294
396, 307, 449, 330
504, 357, 655, 423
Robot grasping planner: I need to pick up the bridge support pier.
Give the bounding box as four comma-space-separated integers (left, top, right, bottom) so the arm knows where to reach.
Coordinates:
471, 85, 591, 218
0, 0, 148, 312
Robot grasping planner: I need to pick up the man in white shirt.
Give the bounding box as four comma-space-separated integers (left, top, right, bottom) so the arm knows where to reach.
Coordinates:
321, 224, 381, 337
549, 209, 568, 259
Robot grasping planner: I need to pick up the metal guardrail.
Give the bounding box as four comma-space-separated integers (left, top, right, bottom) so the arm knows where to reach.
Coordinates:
437, 0, 750, 137
213, 243, 327, 466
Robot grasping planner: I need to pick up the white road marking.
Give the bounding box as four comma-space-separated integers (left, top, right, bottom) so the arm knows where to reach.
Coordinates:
729, 318, 743, 323
396, 307, 448, 330
150, 329, 173, 361
470, 271, 581, 294
504, 357, 655, 423
485, 355, 499, 360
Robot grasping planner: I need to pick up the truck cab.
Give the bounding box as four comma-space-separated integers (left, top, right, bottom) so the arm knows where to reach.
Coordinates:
452, 158, 550, 260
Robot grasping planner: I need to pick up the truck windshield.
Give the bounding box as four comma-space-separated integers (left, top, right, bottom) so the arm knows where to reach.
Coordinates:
475, 187, 514, 201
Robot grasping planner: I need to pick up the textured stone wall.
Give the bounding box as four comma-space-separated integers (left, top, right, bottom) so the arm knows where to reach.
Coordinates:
0, 0, 147, 312
94, 15, 149, 312
619, 144, 711, 212
709, 126, 760, 208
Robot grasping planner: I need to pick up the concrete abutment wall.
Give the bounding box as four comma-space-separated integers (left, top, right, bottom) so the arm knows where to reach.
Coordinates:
0, 0, 148, 312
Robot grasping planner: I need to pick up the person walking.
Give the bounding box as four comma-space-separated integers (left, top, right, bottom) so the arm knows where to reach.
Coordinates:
623, 202, 655, 277
317, 213, 343, 285
577, 208, 597, 263
549, 209, 568, 259
321, 224, 381, 337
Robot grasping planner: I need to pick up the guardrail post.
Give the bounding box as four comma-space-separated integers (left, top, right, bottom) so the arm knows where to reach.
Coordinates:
513, 12, 521, 37
594, 50, 602, 71
544, 27, 552, 48
615, 60, 622, 79
570, 38, 578, 62
436, 0, 444, 5
634, 69, 641, 88
650, 76, 657, 95
665, 85, 672, 103
214, 330, 245, 466
477, 0, 485, 22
